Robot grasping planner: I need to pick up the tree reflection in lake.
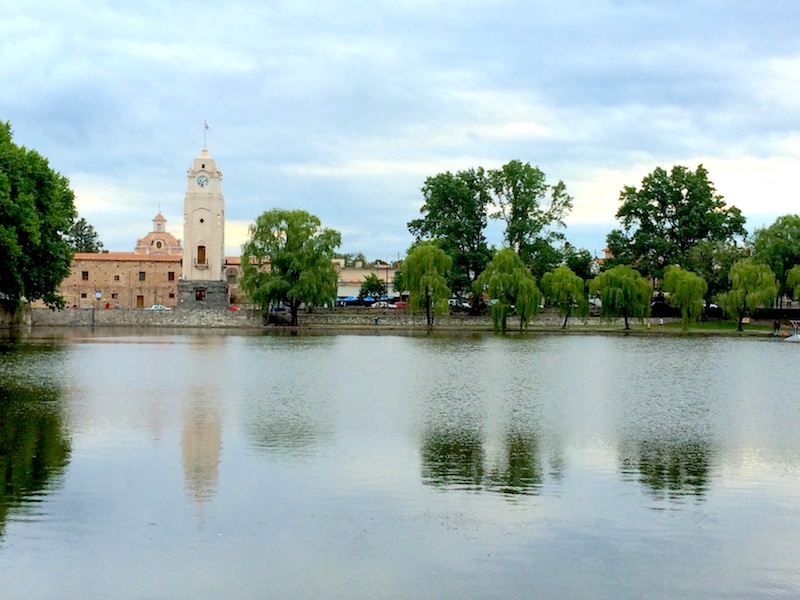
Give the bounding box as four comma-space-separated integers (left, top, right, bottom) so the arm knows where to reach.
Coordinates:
619, 437, 713, 500
421, 427, 549, 496
421, 426, 485, 489
0, 377, 71, 537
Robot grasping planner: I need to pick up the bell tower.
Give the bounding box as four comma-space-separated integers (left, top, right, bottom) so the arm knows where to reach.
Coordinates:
177, 147, 229, 309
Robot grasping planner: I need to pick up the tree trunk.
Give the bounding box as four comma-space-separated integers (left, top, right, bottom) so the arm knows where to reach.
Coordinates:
425, 287, 432, 326
290, 300, 300, 326
623, 308, 630, 330
562, 312, 569, 329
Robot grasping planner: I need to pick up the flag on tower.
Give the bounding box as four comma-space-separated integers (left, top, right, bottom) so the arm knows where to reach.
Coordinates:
204, 120, 209, 130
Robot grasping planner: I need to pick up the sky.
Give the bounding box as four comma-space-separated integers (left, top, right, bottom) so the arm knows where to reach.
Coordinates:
2, 1, 799, 261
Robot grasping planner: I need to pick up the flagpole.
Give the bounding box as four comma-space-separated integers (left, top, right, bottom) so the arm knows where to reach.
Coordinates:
203, 120, 208, 149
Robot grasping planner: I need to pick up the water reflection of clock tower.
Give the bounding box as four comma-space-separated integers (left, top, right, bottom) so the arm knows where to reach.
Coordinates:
177, 148, 229, 309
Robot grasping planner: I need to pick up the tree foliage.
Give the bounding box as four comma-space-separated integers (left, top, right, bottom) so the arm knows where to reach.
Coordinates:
607, 165, 746, 280
752, 215, 800, 306
488, 160, 572, 274
718, 258, 778, 332
662, 266, 707, 329
409, 168, 493, 299
787, 265, 800, 301
66, 216, 104, 253
685, 240, 747, 311
589, 265, 651, 329
541, 265, 587, 328
359, 272, 387, 301
562, 243, 595, 282
0, 121, 77, 310
402, 242, 452, 326
474, 248, 542, 332
240, 209, 341, 326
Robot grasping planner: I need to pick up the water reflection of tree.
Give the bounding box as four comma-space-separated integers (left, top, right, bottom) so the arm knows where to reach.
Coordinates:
486, 432, 544, 495
619, 438, 712, 500
0, 379, 71, 537
421, 428, 547, 496
421, 427, 485, 489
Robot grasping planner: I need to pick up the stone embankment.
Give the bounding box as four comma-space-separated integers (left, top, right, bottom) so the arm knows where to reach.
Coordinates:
29, 306, 633, 330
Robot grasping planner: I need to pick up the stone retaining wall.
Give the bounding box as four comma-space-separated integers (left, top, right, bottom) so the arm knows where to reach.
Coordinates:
30, 306, 634, 329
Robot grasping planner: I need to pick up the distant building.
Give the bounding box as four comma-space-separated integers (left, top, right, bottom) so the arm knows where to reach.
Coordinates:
49, 146, 394, 310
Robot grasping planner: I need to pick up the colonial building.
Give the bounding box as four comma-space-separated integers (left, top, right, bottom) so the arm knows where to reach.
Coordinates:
59, 217, 183, 309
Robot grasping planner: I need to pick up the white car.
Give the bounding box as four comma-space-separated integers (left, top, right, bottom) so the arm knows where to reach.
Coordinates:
145, 304, 172, 311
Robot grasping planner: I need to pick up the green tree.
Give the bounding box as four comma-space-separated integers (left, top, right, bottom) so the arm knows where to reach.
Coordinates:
240, 209, 341, 326
787, 265, 800, 301
685, 240, 748, 315
66, 216, 104, 253
608, 165, 746, 280
402, 242, 452, 326
359, 272, 387, 302
0, 121, 77, 311
0, 377, 71, 538
474, 248, 542, 332
718, 258, 778, 332
662, 266, 707, 329
488, 160, 572, 274
589, 265, 651, 330
752, 215, 800, 307
562, 243, 595, 282
541, 265, 587, 328
408, 168, 493, 300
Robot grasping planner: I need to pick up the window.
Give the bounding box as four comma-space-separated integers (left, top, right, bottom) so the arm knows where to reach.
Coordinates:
81, 271, 89, 281
156, 241, 162, 249
197, 245, 206, 265
168, 271, 175, 281
111, 293, 118, 299
195, 288, 206, 301
114, 275, 120, 281
168, 292, 175, 299
80, 292, 87, 298
226, 269, 237, 284
138, 271, 146, 281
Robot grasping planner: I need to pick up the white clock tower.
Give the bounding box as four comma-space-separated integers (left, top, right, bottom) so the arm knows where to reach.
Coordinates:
177, 147, 229, 309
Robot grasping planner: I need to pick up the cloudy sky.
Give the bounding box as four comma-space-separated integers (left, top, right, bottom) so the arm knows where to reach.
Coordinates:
2, 1, 799, 261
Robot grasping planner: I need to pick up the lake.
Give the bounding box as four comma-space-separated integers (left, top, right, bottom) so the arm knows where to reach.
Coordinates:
1, 329, 799, 599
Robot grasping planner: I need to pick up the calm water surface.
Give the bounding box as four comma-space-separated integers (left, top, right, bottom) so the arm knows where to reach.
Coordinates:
1, 330, 799, 599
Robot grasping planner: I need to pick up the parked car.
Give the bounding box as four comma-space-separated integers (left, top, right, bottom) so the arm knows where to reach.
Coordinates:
372, 301, 395, 308
145, 304, 172, 311
394, 301, 408, 309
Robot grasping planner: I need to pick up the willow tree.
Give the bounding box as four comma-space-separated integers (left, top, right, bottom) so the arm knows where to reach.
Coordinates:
474, 248, 542, 332
541, 265, 587, 328
662, 266, 707, 329
589, 265, 651, 329
718, 258, 778, 332
402, 242, 452, 326
752, 215, 800, 306
788, 265, 800, 301
240, 209, 341, 326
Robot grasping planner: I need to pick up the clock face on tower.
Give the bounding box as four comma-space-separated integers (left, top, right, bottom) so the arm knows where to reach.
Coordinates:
196, 174, 209, 188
